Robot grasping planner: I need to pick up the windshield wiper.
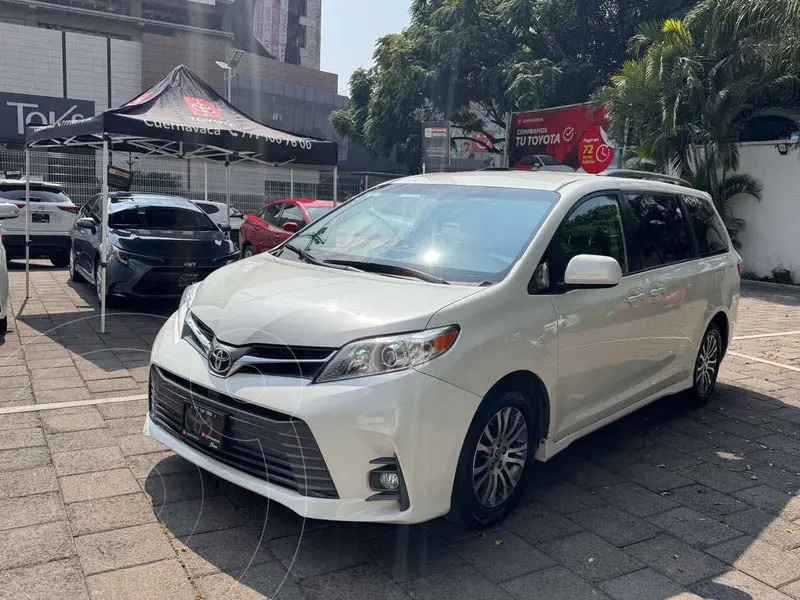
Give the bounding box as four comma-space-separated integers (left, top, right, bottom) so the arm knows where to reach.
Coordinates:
280, 244, 362, 272
323, 259, 450, 285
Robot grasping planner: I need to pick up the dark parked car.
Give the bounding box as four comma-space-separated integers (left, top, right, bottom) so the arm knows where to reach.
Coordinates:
69, 193, 238, 302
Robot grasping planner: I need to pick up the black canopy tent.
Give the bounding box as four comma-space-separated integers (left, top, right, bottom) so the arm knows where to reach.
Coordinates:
23, 65, 339, 333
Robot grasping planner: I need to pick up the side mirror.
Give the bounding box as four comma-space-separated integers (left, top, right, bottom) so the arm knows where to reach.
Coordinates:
0, 202, 20, 220
218, 223, 232, 233
563, 254, 622, 288
283, 221, 299, 233
75, 217, 96, 231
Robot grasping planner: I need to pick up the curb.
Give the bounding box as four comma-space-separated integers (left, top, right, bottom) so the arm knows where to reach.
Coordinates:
742, 279, 800, 293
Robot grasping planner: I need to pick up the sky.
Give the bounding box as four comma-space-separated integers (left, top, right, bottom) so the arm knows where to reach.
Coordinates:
320, 0, 412, 96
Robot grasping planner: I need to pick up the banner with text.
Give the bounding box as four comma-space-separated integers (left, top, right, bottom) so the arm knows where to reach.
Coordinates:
0, 93, 94, 144
422, 121, 451, 171
509, 104, 616, 174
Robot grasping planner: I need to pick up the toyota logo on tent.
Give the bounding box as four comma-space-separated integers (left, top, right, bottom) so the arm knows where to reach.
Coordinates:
184, 96, 224, 120
208, 345, 233, 376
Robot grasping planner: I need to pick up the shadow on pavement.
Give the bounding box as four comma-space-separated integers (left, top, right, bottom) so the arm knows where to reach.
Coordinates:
144, 381, 800, 599
8, 264, 176, 371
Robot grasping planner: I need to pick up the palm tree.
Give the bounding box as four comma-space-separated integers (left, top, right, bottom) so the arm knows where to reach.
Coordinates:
599, 0, 800, 244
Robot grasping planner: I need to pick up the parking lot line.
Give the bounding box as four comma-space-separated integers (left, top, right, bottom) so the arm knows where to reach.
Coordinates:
728, 351, 800, 373
735, 330, 800, 340
0, 393, 147, 415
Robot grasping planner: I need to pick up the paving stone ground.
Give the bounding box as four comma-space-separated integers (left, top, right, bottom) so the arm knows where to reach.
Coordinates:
2, 263, 800, 599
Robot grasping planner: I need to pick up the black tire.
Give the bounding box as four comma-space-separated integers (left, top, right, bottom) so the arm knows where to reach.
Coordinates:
50, 250, 70, 268
688, 323, 723, 407
0, 316, 7, 335
69, 248, 84, 282
450, 386, 538, 529
241, 243, 255, 259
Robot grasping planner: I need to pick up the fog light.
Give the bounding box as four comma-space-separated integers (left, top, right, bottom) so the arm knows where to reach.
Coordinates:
378, 472, 400, 491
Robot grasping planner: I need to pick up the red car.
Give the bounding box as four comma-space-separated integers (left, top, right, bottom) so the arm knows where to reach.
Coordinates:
239, 199, 335, 258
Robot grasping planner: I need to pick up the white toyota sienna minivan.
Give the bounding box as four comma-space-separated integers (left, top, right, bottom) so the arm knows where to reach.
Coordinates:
145, 170, 740, 528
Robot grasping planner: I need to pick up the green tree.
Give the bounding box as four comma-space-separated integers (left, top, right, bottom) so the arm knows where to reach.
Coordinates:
600, 0, 800, 243
332, 0, 698, 173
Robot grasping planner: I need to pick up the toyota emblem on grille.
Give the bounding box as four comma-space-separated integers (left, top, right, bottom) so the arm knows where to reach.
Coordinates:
208, 346, 232, 376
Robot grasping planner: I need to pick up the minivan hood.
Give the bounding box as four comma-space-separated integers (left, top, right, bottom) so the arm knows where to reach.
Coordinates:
189, 255, 482, 348
110, 228, 235, 260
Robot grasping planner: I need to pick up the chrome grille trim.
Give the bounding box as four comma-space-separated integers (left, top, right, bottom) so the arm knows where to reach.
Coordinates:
183, 312, 336, 379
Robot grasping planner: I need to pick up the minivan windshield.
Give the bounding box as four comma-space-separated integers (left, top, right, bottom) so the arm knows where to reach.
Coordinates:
285, 183, 559, 284
109, 207, 216, 231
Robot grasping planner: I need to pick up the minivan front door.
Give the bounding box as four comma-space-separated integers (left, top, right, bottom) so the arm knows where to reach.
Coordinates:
547, 193, 652, 441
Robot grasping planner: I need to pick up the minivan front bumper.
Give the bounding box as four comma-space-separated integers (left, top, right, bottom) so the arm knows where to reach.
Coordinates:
145, 314, 482, 524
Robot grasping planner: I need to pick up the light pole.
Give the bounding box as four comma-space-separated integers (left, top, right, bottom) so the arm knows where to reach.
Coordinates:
215, 49, 244, 103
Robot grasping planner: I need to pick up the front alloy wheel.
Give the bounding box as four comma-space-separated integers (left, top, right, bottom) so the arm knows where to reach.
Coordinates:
94, 261, 118, 308
472, 407, 528, 508
690, 323, 722, 406
451, 387, 536, 529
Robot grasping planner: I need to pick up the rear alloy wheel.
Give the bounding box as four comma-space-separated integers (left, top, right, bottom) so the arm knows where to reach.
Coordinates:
242, 244, 255, 259
69, 248, 84, 282
450, 387, 536, 529
50, 250, 69, 268
689, 323, 723, 406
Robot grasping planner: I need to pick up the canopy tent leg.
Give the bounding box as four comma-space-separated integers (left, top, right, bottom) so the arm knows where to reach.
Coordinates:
225, 160, 231, 228
24, 148, 30, 299
204, 163, 208, 202
333, 166, 338, 206
290, 169, 295, 198
100, 140, 109, 335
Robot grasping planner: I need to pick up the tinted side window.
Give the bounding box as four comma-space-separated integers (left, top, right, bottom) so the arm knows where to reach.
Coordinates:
260, 203, 283, 226
90, 196, 102, 220
79, 197, 97, 218
280, 203, 305, 226
682, 195, 729, 256
624, 194, 691, 271
198, 203, 219, 215
550, 194, 628, 285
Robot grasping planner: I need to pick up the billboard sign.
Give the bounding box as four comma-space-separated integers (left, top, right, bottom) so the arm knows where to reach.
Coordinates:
0, 93, 95, 143
509, 104, 616, 174
422, 121, 451, 170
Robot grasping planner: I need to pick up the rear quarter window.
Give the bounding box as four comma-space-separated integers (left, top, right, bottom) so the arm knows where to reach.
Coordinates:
682, 195, 729, 256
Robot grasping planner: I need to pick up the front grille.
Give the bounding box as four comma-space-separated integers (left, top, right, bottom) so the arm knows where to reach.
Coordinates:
133, 267, 218, 296
150, 366, 339, 499
185, 313, 336, 380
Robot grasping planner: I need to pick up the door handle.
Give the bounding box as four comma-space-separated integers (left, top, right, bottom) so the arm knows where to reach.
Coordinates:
649, 287, 666, 296
627, 293, 646, 304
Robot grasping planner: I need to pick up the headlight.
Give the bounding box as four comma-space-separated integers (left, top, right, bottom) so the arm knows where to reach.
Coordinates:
315, 326, 459, 383
110, 246, 130, 265
174, 282, 200, 341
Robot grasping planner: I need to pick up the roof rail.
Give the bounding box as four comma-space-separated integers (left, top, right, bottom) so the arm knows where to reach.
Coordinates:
602, 169, 693, 188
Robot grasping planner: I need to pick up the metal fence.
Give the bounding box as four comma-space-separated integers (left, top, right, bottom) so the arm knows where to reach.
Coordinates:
0, 148, 402, 214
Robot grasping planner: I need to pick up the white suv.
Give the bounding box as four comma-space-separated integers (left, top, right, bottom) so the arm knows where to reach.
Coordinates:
145, 170, 740, 528
0, 202, 22, 334
0, 180, 78, 267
